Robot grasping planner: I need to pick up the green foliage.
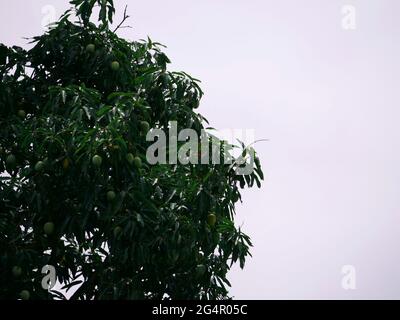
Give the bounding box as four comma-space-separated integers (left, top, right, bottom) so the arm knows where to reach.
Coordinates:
0, 0, 263, 300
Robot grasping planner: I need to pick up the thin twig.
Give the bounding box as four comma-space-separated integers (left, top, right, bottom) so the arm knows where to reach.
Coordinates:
113, 5, 131, 33
116, 26, 132, 30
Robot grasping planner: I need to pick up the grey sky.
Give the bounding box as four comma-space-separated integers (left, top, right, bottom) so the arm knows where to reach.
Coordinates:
1, 0, 400, 299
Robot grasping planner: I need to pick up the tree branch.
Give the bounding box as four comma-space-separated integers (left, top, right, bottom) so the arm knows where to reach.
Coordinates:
113, 5, 130, 33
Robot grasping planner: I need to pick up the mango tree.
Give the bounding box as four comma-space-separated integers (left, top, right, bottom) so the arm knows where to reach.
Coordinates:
0, 0, 263, 300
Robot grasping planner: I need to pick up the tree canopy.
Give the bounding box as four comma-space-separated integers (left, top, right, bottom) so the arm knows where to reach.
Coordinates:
0, 0, 263, 300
